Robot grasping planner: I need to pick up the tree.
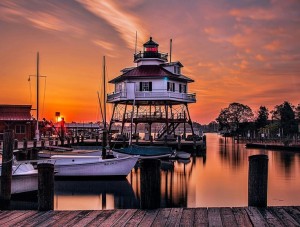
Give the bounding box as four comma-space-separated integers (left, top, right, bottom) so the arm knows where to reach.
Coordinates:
216, 102, 254, 134
255, 106, 269, 130
295, 103, 300, 121
271, 101, 297, 136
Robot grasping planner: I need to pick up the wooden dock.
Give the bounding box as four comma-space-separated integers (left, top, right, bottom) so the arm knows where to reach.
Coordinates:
0, 206, 300, 226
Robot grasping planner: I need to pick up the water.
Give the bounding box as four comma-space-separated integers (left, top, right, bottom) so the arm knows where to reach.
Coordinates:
2, 133, 300, 209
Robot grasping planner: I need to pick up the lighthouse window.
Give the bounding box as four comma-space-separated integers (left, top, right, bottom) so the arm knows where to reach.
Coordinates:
140, 82, 152, 91
183, 84, 187, 93
167, 82, 175, 92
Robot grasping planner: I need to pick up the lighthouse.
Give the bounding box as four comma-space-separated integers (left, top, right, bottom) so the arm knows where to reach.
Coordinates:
107, 37, 196, 142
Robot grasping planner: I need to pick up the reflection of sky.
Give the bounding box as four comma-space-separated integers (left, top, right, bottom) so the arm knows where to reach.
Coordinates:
1, 0, 300, 123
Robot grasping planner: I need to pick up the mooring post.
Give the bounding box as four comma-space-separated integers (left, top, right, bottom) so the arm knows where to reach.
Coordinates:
71, 136, 75, 145
177, 135, 181, 150
164, 135, 167, 145
23, 138, 28, 150
67, 137, 70, 147
41, 139, 45, 149
248, 154, 268, 207
33, 139, 37, 148
96, 135, 99, 144
14, 139, 18, 150
38, 163, 54, 211
76, 135, 80, 144
0, 130, 14, 209
140, 159, 161, 209
49, 138, 53, 146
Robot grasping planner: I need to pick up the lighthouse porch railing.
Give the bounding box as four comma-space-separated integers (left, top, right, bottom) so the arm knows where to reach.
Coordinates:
107, 90, 196, 103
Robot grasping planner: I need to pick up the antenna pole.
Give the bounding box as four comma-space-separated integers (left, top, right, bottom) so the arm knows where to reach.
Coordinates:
35, 52, 40, 141
169, 39, 172, 63
135, 31, 137, 54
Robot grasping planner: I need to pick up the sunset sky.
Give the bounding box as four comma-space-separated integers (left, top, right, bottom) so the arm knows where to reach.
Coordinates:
0, 0, 299, 124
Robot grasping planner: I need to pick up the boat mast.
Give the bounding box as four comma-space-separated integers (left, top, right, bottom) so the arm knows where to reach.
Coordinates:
102, 56, 107, 158
35, 52, 40, 141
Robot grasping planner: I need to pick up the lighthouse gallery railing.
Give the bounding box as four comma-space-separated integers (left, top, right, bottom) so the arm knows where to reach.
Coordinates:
107, 90, 196, 102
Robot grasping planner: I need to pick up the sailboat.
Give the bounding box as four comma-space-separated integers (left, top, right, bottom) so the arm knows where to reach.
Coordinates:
50, 56, 139, 177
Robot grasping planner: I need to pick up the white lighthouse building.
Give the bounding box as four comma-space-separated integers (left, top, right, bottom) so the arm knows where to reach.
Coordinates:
107, 37, 196, 141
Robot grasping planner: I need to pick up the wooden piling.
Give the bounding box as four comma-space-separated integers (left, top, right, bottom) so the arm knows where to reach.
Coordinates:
248, 154, 268, 207
140, 159, 161, 209
23, 138, 27, 150
177, 135, 181, 150
67, 137, 70, 147
76, 136, 80, 144
71, 136, 75, 145
0, 130, 14, 208
41, 139, 45, 149
33, 139, 37, 148
96, 135, 99, 144
14, 139, 18, 150
38, 163, 54, 211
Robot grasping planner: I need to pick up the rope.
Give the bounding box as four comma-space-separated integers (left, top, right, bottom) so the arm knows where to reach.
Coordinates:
1, 158, 13, 164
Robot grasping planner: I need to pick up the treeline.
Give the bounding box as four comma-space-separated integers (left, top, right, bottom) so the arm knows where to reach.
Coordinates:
215, 101, 300, 141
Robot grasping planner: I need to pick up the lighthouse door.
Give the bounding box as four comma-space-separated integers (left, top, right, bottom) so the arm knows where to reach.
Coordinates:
126, 82, 135, 100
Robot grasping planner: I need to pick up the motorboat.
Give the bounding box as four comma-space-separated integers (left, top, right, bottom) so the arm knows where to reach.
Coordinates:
50, 155, 139, 177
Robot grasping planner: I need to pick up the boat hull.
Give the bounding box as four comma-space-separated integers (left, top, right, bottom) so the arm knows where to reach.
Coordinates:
52, 155, 139, 177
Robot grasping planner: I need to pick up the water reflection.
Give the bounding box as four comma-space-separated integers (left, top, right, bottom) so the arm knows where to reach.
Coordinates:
54, 179, 139, 210
2, 133, 300, 210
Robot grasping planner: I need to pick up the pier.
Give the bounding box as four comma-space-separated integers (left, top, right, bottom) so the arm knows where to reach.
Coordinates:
0, 206, 300, 226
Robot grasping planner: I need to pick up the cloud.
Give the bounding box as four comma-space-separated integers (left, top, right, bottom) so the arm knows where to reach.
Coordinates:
76, 0, 147, 48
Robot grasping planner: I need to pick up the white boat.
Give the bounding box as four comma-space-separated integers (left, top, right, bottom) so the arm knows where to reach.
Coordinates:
0, 162, 38, 194
51, 155, 139, 177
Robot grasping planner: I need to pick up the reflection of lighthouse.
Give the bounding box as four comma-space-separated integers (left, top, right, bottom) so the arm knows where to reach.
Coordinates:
107, 37, 196, 141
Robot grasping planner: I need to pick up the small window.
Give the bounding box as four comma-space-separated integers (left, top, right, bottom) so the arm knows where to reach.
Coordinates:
15, 125, 26, 134
183, 85, 187, 93
139, 82, 152, 91
179, 84, 182, 93
167, 82, 175, 92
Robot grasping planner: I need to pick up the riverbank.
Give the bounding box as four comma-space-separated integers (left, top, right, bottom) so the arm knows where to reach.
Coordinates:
246, 143, 300, 152
0, 206, 300, 226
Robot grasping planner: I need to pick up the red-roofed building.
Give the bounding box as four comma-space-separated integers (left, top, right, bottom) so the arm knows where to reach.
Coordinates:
0, 105, 35, 140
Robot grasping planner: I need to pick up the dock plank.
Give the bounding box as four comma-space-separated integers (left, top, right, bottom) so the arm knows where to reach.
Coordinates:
99, 209, 127, 227
124, 209, 146, 227
258, 207, 285, 226
207, 208, 223, 227
245, 207, 268, 227
220, 207, 238, 227
85, 210, 115, 227
72, 211, 103, 227
283, 207, 300, 224
194, 208, 208, 226
138, 209, 159, 226
165, 208, 183, 227
269, 207, 299, 227
111, 209, 138, 227
0, 210, 37, 226
151, 208, 171, 226
13, 211, 49, 226
231, 207, 252, 227
180, 208, 195, 226
37, 211, 81, 227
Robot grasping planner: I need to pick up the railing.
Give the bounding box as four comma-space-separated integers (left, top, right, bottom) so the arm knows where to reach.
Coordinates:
134, 52, 168, 61
107, 91, 196, 102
